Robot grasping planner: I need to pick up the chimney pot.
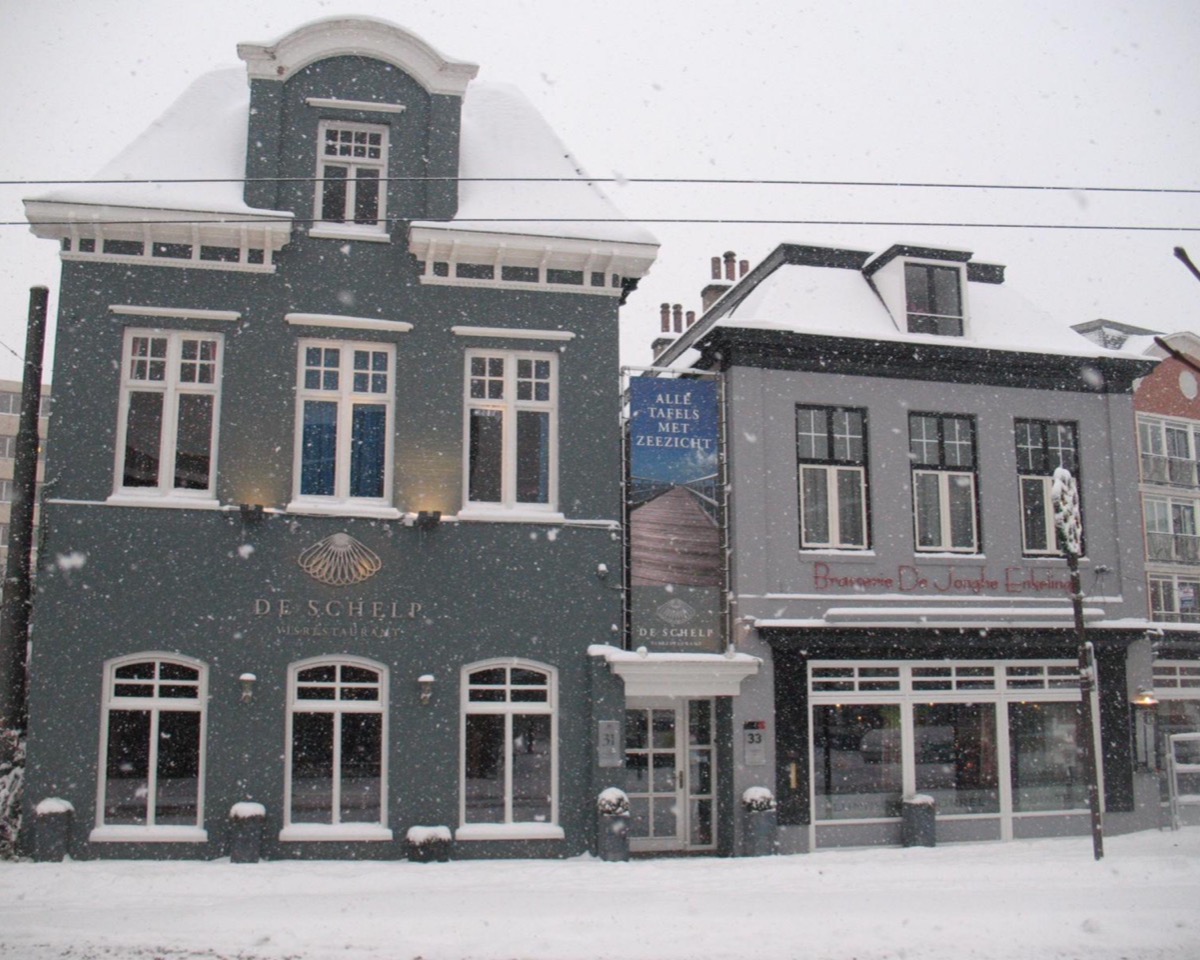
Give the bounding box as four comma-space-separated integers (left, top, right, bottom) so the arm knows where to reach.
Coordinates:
739, 259, 749, 277
660, 303, 670, 333
711, 257, 722, 280
686, 310, 696, 328
724, 251, 736, 281
672, 304, 683, 333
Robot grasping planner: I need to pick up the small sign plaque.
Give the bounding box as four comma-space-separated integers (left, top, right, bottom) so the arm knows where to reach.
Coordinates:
598, 720, 622, 768
743, 720, 767, 766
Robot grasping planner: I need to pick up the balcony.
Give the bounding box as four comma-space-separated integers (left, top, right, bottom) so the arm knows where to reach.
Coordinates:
1147, 531, 1200, 564
1141, 454, 1199, 487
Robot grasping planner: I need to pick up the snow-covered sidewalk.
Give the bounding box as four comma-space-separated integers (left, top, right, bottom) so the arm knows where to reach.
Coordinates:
2, 828, 1198, 960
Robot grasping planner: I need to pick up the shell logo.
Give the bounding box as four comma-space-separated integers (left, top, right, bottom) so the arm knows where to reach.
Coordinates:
297, 532, 382, 587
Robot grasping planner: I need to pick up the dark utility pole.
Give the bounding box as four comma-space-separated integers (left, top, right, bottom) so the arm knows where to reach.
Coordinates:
1051, 467, 1103, 860
0, 286, 48, 747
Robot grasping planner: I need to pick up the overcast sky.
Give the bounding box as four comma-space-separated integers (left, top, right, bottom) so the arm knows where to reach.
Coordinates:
1, 0, 1197, 384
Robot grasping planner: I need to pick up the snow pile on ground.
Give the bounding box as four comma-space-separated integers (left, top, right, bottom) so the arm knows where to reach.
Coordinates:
1, 828, 1198, 960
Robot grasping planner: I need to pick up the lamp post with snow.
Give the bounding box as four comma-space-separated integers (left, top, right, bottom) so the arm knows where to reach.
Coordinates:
1051, 467, 1103, 861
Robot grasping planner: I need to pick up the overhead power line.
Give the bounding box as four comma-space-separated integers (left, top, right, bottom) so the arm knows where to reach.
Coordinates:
3, 216, 1198, 232
3, 175, 1199, 195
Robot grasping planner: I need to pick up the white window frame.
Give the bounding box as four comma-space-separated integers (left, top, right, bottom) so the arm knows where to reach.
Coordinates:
312, 120, 389, 238
290, 339, 396, 518
903, 259, 967, 337
797, 405, 868, 550
1019, 475, 1059, 555
1015, 419, 1079, 556
460, 350, 560, 519
1149, 574, 1200, 623
457, 658, 562, 841
1139, 416, 1200, 487
110, 329, 223, 504
913, 469, 978, 552
281, 656, 391, 842
1145, 496, 1200, 564
91, 653, 208, 843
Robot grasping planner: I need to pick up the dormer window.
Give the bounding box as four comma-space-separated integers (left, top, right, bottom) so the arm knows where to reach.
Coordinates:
315, 121, 388, 233
904, 262, 963, 336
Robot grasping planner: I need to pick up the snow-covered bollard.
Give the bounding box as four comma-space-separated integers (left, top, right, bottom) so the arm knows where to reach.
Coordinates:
597, 787, 630, 862
406, 825, 452, 863
901, 794, 936, 848
229, 802, 266, 863
741, 787, 777, 857
34, 797, 74, 862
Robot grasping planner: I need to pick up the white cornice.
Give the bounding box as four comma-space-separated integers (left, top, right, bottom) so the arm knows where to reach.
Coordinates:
589, 645, 760, 698
110, 305, 241, 323
238, 18, 478, 95
305, 97, 406, 114
285, 313, 413, 333
408, 224, 658, 280
451, 326, 575, 341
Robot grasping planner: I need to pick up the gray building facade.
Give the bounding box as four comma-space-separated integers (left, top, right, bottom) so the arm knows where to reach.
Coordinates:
22, 18, 656, 860
657, 242, 1161, 852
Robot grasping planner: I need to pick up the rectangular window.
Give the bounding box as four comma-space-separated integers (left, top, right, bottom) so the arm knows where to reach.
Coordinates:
294, 340, 394, 507
315, 121, 388, 231
463, 351, 557, 512
1149, 575, 1200, 623
796, 405, 868, 549
115, 330, 222, 498
909, 413, 978, 552
1145, 497, 1200, 563
1015, 419, 1079, 555
1139, 417, 1200, 487
904, 262, 963, 336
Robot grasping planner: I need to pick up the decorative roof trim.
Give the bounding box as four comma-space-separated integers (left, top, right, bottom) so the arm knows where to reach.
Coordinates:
451, 326, 575, 341
238, 18, 479, 95
110, 305, 241, 323
305, 96, 406, 114
408, 224, 658, 280
285, 313, 413, 333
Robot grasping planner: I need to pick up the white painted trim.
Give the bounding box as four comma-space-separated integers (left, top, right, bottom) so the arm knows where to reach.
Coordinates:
89, 826, 209, 843
105, 494, 223, 511
286, 500, 401, 520
591, 646, 761, 698
279, 825, 394, 842
455, 823, 565, 841
420, 276, 623, 297
451, 326, 575, 342
308, 227, 392, 244
286, 314, 412, 333
238, 18, 478, 95
63, 253, 276, 275
110, 305, 241, 323
456, 508, 566, 524
306, 97, 406, 114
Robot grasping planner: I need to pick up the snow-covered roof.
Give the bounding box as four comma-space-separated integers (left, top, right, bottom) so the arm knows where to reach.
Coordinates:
28, 67, 655, 249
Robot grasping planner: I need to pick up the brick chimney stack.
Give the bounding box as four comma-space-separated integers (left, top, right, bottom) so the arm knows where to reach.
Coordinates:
660, 303, 671, 333
702, 249, 744, 311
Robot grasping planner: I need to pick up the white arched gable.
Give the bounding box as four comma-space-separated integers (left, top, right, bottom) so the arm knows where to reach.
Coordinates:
237, 17, 479, 95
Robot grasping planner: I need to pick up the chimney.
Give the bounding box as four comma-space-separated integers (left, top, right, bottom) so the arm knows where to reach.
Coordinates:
686, 310, 696, 328
702, 250, 738, 311
651, 336, 675, 360
739, 259, 749, 277
660, 303, 670, 333
672, 304, 683, 333
723, 251, 736, 281
711, 257, 722, 280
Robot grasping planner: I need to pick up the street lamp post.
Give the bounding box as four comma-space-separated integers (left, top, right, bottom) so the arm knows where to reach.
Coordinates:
1051, 467, 1104, 861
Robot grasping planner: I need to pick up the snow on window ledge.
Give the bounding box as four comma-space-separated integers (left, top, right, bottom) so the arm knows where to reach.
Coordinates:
455, 823, 565, 842
308, 226, 391, 244
106, 493, 223, 511
278, 824, 394, 843
286, 499, 401, 521
89, 825, 208, 843
455, 508, 566, 525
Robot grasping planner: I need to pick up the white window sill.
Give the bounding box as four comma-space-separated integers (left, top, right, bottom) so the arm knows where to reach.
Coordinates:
286, 499, 401, 520
106, 494, 222, 511
279, 824, 393, 842
456, 508, 566, 525
455, 823, 564, 842
90, 825, 208, 843
308, 226, 391, 244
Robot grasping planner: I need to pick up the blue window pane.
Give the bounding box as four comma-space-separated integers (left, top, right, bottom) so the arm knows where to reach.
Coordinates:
353, 373, 368, 393
350, 404, 386, 498
372, 352, 387, 372
353, 351, 369, 371
305, 347, 322, 367
301, 401, 338, 496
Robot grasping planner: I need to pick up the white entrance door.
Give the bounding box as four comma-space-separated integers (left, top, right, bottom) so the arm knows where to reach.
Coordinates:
625, 698, 716, 852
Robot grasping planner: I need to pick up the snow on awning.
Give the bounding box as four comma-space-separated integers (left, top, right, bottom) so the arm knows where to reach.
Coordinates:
589, 644, 760, 698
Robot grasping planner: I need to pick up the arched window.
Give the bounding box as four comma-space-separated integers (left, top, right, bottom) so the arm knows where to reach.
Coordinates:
460, 660, 559, 838
93, 654, 207, 841
283, 657, 390, 841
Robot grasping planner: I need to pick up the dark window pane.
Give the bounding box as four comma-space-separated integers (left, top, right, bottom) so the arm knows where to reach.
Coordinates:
349, 404, 386, 498
291, 712, 334, 824
340, 714, 382, 823
299, 665, 337, 683
914, 703, 999, 815
159, 663, 198, 682
340, 666, 378, 684
800, 467, 829, 545
501, 265, 539, 283
464, 714, 506, 823
511, 714, 552, 823
321, 166, 348, 222
104, 710, 150, 824
353, 169, 380, 225
837, 469, 865, 546
301, 401, 338, 496
468, 409, 503, 503
116, 662, 156, 680
155, 711, 200, 825
511, 669, 547, 686
469, 668, 506, 686
174, 394, 213, 490
1022, 477, 1049, 552
456, 263, 495, 280
123, 391, 164, 487
812, 704, 902, 820
1009, 701, 1088, 812
516, 410, 550, 503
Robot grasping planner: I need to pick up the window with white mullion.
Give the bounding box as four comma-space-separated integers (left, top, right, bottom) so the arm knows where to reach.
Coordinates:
797, 405, 869, 550
1015, 419, 1079, 556
1139, 417, 1200, 487
314, 121, 388, 231
295, 340, 394, 506
909, 413, 978, 553
1145, 496, 1200, 564
115, 329, 221, 497
464, 351, 557, 511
